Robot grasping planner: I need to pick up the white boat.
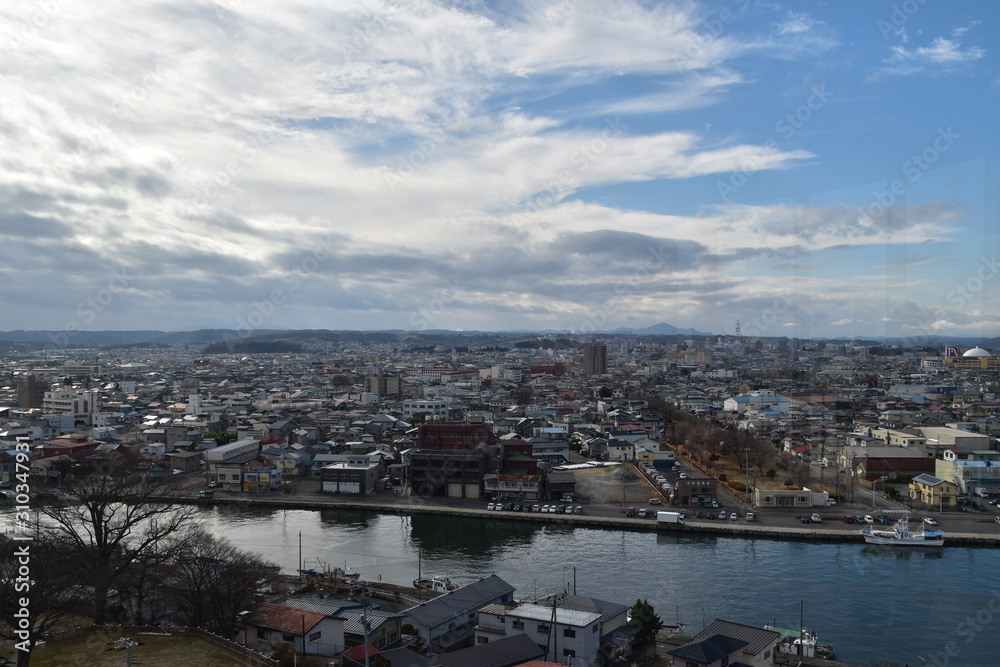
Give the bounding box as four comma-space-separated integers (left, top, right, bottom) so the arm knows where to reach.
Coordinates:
765, 625, 836, 660
860, 517, 944, 546
413, 577, 458, 593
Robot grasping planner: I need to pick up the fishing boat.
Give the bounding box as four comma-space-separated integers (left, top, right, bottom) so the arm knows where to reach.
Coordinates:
412, 577, 458, 593
860, 517, 944, 547
765, 625, 836, 660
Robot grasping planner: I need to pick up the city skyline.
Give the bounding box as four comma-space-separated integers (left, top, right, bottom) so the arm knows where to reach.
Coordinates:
2, 1, 998, 338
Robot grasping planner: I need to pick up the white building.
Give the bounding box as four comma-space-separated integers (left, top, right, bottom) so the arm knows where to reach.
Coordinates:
401, 399, 450, 420
475, 594, 630, 667
723, 391, 790, 415
204, 438, 260, 465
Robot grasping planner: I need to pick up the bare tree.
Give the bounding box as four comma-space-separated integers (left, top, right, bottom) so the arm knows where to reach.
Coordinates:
0, 532, 89, 667
39, 459, 196, 625
164, 527, 276, 634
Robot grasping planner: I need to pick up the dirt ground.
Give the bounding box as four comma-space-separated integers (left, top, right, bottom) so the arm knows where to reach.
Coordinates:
572, 464, 660, 505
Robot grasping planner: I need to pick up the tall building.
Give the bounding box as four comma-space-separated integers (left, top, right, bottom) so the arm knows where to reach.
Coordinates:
582, 342, 608, 375
364, 375, 403, 399
17, 375, 48, 408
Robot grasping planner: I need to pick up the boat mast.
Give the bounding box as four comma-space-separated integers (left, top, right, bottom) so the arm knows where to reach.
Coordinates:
799, 600, 804, 657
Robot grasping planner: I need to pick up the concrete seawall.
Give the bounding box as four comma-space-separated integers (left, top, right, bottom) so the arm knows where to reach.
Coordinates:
175, 495, 1000, 547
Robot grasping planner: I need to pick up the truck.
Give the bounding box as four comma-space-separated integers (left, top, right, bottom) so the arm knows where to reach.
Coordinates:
656, 511, 685, 526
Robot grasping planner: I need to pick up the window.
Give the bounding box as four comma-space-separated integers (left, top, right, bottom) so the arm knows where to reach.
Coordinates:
764, 649, 771, 659
563, 648, 576, 657
512, 620, 524, 629
375, 637, 385, 648
308, 631, 321, 641
721, 657, 729, 667
537, 624, 549, 633
563, 628, 576, 638
256, 628, 267, 639
477, 637, 489, 644
282, 633, 294, 642
592, 624, 599, 633
389, 632, 397, 642
448, 622, 455, 629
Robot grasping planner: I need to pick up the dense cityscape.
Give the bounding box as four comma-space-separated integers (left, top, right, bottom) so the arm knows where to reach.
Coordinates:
1, 328, 998, 665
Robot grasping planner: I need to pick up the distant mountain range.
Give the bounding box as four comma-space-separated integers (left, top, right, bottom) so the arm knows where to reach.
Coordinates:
0, 326, 997, 350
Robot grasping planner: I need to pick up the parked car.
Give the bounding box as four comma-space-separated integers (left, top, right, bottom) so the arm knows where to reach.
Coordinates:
626, 506, 635, 517
864, 515, 874, 524
649, 498, 662, 505
800, 514, 811, 523
718, 511, 727, 520
994, 516, 1000, 525
878, 516, 892, 525
532, 504, 540, 512
542, 505, 550, 513
638, 508, 648, 518
843, 515, 856, 524
810, 514, 822, 523
924, 517, 939, 526
574, 506, 583, 514
745, 511, 755, 522
487, 502, 495, 510
707, 512, 716, 520
972, 501, 987, 512
730, 511, 738, 520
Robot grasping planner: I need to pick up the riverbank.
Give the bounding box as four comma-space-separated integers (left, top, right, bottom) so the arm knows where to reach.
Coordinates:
175, 492, 1000, 547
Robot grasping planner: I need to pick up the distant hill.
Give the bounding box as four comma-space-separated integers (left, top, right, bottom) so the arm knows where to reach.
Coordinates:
613, 322, 713, 336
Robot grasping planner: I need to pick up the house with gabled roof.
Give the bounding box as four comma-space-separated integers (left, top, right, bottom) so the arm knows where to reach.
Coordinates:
281, 597, 404, 650
244, 601, 346, 656
666, 633, 749, 667
689, 619, 782, 667
404, 574, 515, 652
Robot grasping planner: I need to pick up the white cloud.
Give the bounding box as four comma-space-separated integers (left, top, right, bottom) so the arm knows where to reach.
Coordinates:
873, 35, 986, 78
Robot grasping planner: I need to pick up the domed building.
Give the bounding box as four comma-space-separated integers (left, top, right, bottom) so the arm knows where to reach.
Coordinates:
948, 346, 999, 370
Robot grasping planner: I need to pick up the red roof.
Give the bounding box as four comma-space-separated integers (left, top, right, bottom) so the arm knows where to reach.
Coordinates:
248, 603, 327, 635
342, 644, 379, 660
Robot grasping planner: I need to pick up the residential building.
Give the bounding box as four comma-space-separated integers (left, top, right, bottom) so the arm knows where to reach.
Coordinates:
430, 633, 545, 667
244, 602, 346, 656
474, 593, 630, 667
689, 619, 782, 667
281, 598, 404, 651
909, 473, 958, 509
405, 575, 515, 652
666, 634, 749, 667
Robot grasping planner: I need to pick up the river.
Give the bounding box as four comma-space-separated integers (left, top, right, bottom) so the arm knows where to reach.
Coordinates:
200, 505, 998, 665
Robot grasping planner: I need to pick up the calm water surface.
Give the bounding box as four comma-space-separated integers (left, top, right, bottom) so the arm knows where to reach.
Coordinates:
198, 505, 998, 666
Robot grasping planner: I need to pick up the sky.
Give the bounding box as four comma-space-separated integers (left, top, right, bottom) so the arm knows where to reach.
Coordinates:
1, 0, 998, 341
